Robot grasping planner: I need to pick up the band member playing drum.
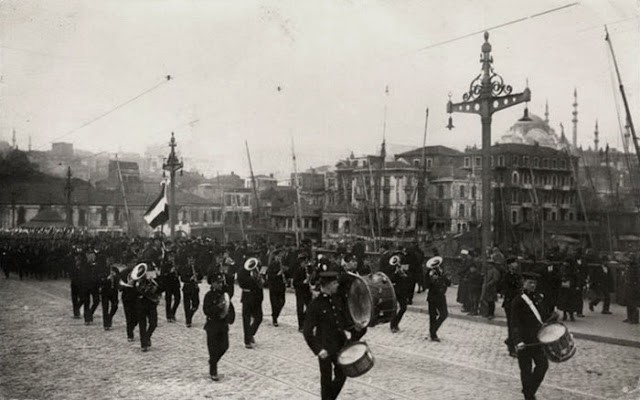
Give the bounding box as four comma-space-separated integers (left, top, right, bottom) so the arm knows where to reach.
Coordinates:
266, 249, 286, 327
424, 256, 451, 342
303, 261, 365, 400
203, 272, 231, 381
238, 257, 264, 348
512, 271, 554, 400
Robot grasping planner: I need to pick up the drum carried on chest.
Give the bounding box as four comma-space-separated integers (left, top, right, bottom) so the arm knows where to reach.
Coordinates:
537, 322, 576, 363
347, 272, 397, 329
337, 341, 374, 378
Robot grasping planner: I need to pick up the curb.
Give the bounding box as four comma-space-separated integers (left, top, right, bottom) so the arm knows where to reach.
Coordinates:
406, 305, 640, 349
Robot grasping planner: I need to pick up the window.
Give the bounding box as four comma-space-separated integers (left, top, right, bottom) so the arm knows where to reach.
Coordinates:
100, 207, 108, 226
438, 185, 444, 199
426, 158, 433, 169
533, 157, 539, 168
438, 202, 445, 217
512, 156, 519, 167
114, 207, 120, 224
332, 220, 339, 233
569, 212, 574, 221
551, 159, 557, 169
542, 158, 548, 168
78, 209, 86, 226
344, 220, 350, 234
458, 204, 465, 218
203, 211, 208, 222
413, 160, 420, 167
459, 185, 466, 198
475, 157, 481, 167
498, 155, 505, 167
362, 160, 368, 168
471, 185, 477, 199
464, 157, 470, 168
17, 206, 26, 225
471, 204, 477, 219
511, 191, 518, 203
323, 219, 328, 233
523, 156, 530, 166
551, 211, 557, 221
560, 159, 567, 169
512, 171, 519, 185
512, 210, 518, 224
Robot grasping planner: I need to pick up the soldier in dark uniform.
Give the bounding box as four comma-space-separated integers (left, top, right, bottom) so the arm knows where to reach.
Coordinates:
588, 258, 614, 314
424, 257, 451, 341
69, 248, 83, 319
499, 257, 522, 356
119, 265, 139, 342
512, 272, 554, 400
292, 252, 312, 332
304, 261, 365, 400
100, 261, 120, 330
203, 272, 231, 381
266, 249, 287, 326
180, 256, 202, 328
381, 250, 410, 333
237, 257, 264, 348
160, 250, 181, 323
134, 264, 163, 352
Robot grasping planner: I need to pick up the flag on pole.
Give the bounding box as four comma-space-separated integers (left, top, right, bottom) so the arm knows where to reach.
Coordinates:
144, 183, 169, 228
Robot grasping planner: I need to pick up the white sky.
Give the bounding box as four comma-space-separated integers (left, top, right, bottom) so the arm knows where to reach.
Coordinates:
1, 0, 639, 179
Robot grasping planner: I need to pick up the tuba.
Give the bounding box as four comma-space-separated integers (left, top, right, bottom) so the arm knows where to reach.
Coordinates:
389, 253, 408, 277
132, 263, 161, 303
244, 257, 265, 286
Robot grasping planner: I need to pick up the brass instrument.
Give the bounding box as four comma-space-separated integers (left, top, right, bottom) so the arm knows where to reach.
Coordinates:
244, 257, 265, 286
389, 254, 408, 278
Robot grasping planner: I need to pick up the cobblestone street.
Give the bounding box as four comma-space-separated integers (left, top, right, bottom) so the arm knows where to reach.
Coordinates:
1, 278, 639, 400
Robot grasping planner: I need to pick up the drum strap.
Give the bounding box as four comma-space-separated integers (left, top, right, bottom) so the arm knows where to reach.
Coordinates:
521, 293, 543, 325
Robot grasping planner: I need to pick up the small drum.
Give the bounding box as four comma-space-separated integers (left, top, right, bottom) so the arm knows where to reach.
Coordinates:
348, 272, 397, 329
337, 342, 374, 378
537, 322, 576, 363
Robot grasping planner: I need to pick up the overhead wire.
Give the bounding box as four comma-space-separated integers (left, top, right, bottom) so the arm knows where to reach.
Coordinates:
47, 75, 173, 144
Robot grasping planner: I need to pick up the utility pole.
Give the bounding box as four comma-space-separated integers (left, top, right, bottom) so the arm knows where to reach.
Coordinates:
162, 132, 184, 240
64, 167, 73, 226
245, 140, 261, 225
447, 32, 530, 266
291, 138, 304, 241
115, 154, 132, 234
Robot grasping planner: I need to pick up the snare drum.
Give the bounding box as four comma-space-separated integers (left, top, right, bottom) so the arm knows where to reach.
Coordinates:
348, 272, 397, 329
337, 341, 375, 378
537, 322, 576, 363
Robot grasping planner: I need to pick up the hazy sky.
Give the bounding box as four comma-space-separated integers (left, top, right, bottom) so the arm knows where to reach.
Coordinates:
1, 0, 639, 179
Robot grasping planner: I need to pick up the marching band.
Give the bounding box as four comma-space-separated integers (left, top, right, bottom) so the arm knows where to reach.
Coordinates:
0, 231, 597, 400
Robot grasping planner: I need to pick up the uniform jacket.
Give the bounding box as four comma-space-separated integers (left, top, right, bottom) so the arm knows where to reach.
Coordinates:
266, 261, 287, 292
511, 291, 551, 345
425, 268, 451, 301
237, 267, 264, 303
303, 292, 349, 356
203, 288, 230, 333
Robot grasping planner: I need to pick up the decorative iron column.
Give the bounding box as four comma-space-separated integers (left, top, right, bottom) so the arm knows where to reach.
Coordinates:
447, 32, 530, 265
162, 132, 184, 239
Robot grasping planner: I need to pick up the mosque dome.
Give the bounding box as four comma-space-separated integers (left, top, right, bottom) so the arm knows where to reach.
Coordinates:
500, 112, 561, 149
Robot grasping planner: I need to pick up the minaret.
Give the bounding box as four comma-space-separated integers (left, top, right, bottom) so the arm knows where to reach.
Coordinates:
544, 99, 549, 125
11, 129, 16, 149
594, 120, 599, 151
572, 88, 578, 148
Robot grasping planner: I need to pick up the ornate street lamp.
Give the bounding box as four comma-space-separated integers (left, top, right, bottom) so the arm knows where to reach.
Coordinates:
446, 31, 530, 265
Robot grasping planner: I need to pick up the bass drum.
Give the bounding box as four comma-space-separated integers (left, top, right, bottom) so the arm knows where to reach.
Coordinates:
348, 272, 397, 329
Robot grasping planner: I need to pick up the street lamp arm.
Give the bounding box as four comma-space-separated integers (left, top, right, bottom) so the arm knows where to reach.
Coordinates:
490, 88, 531, 114
447, 99, 483, 115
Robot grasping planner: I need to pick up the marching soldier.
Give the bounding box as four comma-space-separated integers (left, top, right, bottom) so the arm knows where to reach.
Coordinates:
119, 264, 139, 342
161, 249, 181, 323
181, 256, 202, 328
512, 271, 554, 400
238, 256, 264, 348
424, 256, 451, 342
69, 248, 82, 319
499, 257, 522, 356
303, 261, 365, 400
203, 272, 232, 381
381, 250, 411, 333
100, 260, 120, 330
134, 263, 163, 352
293, 252, 312, 332
266, 249, 287, 327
